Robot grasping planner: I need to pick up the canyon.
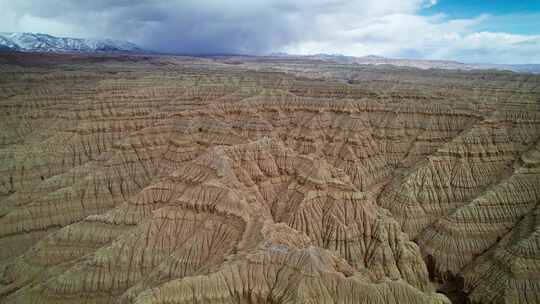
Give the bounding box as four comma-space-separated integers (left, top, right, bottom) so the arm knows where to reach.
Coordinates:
0, 52, 539, 303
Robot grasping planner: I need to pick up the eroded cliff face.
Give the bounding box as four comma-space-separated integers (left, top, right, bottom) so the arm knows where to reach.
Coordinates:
0, 53, 539, 304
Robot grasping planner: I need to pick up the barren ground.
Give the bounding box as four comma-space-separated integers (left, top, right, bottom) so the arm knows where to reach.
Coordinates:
1, 53, 539, 304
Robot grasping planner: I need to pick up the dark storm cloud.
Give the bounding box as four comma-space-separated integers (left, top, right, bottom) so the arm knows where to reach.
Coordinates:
1, 0, 540, 63
136, 1, 300, 54
0, 0, 426, 54
1, 0, 311, 54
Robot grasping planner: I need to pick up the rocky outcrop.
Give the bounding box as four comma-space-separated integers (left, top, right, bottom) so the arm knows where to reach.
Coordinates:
1, 53, 539, 303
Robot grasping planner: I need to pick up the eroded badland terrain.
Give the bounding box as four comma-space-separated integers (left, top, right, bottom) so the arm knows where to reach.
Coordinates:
1, 53, 540, 304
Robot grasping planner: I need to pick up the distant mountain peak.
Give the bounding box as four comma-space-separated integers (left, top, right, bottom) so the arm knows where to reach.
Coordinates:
263, 52, 540, 74
0, 32, 145, 54
360, 55, 386, 59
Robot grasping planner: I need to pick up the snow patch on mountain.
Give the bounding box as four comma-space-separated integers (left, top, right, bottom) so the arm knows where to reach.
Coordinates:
0, 32, 145, 54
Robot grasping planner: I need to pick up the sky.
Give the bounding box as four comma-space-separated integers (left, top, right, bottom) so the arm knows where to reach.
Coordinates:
0, 0, 539, 64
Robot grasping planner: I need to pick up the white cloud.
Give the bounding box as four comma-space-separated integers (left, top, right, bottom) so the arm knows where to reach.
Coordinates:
283, 12, 540, 64
424, 0, 437, 8
17, 15, 76, 37
0, 0, 539, 63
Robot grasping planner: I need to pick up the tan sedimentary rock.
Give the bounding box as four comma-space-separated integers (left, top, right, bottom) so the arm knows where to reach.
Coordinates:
418, 141, 540, 279
379, 107, 540, 239
462, 203, 540, 304
1, 139, 430, 303
1, 53, 540, 303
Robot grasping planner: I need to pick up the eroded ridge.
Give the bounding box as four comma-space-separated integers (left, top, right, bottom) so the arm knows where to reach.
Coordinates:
1, 53, 540, 303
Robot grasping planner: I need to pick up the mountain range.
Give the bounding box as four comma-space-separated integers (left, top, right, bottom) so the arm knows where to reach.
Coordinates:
277, 53, 540, 74
1, 32, 539, 74
0, 32, 144, 54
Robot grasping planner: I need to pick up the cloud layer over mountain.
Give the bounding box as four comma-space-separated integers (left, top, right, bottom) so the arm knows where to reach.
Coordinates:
1, 0, 539, 63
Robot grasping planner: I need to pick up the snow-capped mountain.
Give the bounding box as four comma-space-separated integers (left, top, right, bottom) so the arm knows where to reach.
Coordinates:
0, 32, 145, 54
